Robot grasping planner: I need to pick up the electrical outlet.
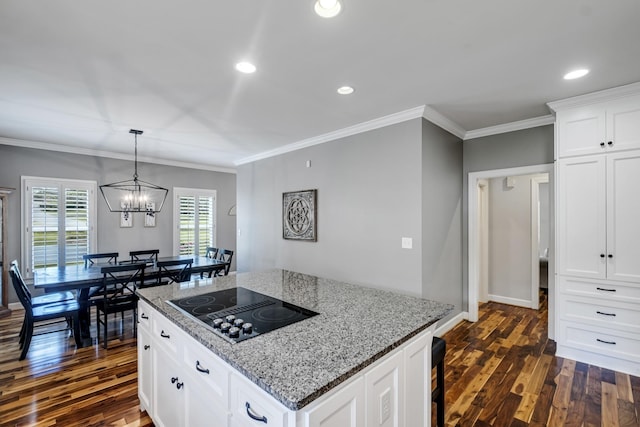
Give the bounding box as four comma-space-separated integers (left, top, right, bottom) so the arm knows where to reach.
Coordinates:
401, 237, 412, 249
380, 388, 391, 424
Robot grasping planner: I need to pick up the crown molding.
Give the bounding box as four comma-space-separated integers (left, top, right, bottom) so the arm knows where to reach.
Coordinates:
235, 106, 426, 166
464, 115, 555, 140
547, 81, 640, 112
0, 137, 236, 174
421, 106, 467, 139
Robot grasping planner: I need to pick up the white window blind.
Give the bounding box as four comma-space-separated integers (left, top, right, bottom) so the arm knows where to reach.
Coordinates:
23, 177, 97, 277
174, 188, 217, 256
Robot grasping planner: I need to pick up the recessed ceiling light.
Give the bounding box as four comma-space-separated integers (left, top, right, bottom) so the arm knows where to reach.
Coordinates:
315, 0, 342, 18
235, 62, 256, 74
337, 86, 354, 95
564, 69, 589, 80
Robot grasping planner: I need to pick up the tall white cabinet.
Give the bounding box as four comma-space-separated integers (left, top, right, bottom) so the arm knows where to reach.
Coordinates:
549, 83, 640, 376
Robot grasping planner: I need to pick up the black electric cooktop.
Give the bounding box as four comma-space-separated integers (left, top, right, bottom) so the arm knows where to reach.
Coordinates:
167, 287, 319, 343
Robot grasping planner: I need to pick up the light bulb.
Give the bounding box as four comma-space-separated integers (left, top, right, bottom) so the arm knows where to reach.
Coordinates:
315, 0, 341, 18
563, 69, 589, 80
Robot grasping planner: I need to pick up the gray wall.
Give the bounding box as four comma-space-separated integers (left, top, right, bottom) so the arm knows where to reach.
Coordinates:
421, 120, 463, 313
462, 125, 554, 310
0, 144, 236, 302
238, 118, 464, 316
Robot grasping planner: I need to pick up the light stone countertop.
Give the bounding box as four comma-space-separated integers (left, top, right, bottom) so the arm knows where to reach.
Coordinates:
136, 269, 453, 410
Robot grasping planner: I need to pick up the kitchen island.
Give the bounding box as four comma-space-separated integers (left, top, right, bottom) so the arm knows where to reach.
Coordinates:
136, 269, 453, 427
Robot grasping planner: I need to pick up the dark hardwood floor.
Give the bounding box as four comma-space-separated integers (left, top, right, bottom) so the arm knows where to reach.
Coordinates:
1, 294, 638, 426
437, 292, 640, 426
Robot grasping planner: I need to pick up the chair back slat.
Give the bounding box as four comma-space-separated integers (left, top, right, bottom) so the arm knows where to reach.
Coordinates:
205, 247, 219, 259
10, 260, 31, 299
217, 249, 234, 275
9, 265, 33, 311
83, 252, 118, 268
130, 249, 159, 264
157, 258, 193, 284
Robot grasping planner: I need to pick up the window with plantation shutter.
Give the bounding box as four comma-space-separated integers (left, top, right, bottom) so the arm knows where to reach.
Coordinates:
173, 188, 216, 256
22, 177, 97, 278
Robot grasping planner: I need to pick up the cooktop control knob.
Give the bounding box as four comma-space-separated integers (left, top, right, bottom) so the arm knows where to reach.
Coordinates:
212, 318, 224, 329
228, 326, 240, 338
225, 315, 236, 324
233, 318, 244, 327
242, 322, 253, 334
220, 322, 232, 333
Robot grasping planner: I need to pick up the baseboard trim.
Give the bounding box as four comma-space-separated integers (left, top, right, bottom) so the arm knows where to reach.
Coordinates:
434, 311, 468, 337
487, 294, 532, 309
8, 302, 23, 311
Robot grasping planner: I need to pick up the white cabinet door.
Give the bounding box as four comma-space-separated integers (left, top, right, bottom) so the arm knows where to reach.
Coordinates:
364, 352, 404, 427
606, 151, 640, 282
184, 377, 229, 427
153, 347, 185, 427
303, 377, 365, 427
557, 156, 607, 279
137, 328, 153, 413
403, 331, 432, 427
606, 95, 640, 152
557, 106, 606, 157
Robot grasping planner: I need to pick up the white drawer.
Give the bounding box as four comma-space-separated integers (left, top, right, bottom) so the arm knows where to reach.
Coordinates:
183, 334, 230, 403
559, 321, 640, 364
560, 276, 640, 303
152, 310, 182, 354
562, 296, 640, 333
229, 372, 293, 427
137, 299, 153, 331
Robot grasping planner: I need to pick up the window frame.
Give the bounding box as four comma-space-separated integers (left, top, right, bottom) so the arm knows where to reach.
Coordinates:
21, 176, 97, 278
172, 187, 217, 257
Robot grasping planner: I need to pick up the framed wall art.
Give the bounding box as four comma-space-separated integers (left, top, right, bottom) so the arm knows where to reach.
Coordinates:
283, 189, 317, 241
120, 210, 133, 228
144, 202, 156, 227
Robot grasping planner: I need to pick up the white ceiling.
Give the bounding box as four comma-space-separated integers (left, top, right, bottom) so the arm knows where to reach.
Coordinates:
1, 0, 639, 172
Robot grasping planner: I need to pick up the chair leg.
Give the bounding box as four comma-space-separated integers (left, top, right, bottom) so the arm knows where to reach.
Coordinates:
436, 360, 445, 427
72, 314, 82, 349
103, 309, 108, 349
19, 318, 34, 361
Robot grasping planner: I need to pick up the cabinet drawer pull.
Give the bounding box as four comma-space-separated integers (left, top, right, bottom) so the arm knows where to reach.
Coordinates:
245, 402, 268, 424
196, 360, 210, 374
160, 330, 170, 339
600, 142, 605, 147
596, 338, 616, 345
607, 141, 613, 146
596, 311, 616, 317
141, 313, 149, 319
596, 287, 616, 292
144, 344, 150, 350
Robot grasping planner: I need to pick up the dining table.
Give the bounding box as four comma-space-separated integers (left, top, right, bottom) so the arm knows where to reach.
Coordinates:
33, 254, 230, 346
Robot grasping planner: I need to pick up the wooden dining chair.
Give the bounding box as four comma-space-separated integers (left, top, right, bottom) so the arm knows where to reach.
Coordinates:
94, 263, 145, 349
155, 258, 193, 285
214, 249, 234, 276
9, 265, 82, 360
83, 252, 118, 268
200, 247, 219, 278
11, 260, 75, 306
129, 249, 159, 264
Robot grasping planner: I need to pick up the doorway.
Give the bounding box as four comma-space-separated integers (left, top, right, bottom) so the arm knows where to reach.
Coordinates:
468, 164, 555, 339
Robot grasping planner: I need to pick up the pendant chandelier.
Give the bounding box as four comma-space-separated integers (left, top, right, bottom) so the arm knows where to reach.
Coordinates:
99, 129, 168, 213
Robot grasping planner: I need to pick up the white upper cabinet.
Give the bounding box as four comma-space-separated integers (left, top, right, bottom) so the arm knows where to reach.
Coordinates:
551, 90, 640, 158
606, 97, 640, 153
556, 105, 606, 157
